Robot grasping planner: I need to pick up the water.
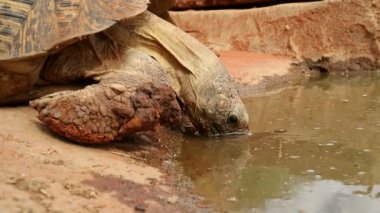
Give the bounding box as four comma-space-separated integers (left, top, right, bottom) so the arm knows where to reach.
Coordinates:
178, 74, 380, 213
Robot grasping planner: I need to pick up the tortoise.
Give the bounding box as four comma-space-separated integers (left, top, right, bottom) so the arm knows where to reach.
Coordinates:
0, 0, 249, 144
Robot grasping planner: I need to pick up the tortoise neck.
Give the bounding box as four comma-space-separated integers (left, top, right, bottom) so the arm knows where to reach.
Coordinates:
124, 11, 224, 104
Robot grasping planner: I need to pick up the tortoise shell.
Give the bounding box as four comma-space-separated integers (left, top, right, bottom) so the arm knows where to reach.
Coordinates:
0, 0, 148, 61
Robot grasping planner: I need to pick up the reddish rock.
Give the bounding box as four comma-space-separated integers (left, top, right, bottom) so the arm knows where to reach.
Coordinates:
172, 0, 380, 62
219, 51, 292, 85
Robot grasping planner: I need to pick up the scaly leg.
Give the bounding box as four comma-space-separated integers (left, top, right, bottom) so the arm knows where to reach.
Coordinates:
30, 50, 182, 144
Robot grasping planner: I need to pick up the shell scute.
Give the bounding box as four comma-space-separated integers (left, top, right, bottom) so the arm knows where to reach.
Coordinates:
0, 0, 148, 61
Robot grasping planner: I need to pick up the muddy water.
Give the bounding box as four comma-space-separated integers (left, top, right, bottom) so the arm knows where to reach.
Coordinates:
178, 74, 380, 213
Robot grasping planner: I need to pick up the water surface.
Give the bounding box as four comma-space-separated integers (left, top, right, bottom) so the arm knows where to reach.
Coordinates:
178, 74, 380, 212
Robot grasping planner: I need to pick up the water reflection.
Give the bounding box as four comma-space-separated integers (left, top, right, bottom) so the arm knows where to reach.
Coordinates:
178, 75, 380, 212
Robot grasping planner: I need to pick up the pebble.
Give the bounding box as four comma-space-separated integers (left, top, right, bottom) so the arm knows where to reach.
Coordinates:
89, 191, 97, 199
135, 204, 146, 212
274, 128, 287, 133
167, 195, 179, 204
39, 188, 50, 198
226, 197, 237, 202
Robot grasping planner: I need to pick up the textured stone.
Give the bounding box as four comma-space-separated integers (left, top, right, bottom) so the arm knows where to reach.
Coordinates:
172, 0, 380, 61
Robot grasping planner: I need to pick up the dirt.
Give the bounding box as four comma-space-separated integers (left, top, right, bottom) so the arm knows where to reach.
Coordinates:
0, 106, 205, 213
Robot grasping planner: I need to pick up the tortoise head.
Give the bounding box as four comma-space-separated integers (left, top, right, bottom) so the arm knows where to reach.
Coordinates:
132, 12, 249, 136
184, 61, 250, 136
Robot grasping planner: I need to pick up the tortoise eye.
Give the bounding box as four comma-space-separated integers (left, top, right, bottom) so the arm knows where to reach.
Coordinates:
228, 115, 238, 124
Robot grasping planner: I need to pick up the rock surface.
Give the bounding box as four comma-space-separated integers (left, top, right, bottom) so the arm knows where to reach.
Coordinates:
172, 0, 380, 62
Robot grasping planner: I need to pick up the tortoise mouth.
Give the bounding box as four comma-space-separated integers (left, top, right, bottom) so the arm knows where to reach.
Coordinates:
180, 111, 250, 137
197, 121, 251, 137
181, 120, 251, 137
206, 128, 252, 137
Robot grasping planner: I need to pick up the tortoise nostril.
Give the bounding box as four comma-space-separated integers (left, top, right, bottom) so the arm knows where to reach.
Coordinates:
228, 115, 238, 124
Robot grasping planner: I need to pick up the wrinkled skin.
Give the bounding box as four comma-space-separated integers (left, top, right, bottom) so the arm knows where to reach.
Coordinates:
31, 81, 181, 144
30, 49, 182, 144
190, 71, 249, 136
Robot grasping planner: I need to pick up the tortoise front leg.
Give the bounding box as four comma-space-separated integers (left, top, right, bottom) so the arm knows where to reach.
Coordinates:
30, 71, 181, 144
30, 49, 182, 144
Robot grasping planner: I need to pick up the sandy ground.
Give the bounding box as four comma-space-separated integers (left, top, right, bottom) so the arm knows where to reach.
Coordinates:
0, 52, 294, 213
0, 106, 199, 213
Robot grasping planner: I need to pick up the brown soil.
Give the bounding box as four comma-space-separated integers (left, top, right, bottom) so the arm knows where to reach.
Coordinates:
0, 106, 205, 213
